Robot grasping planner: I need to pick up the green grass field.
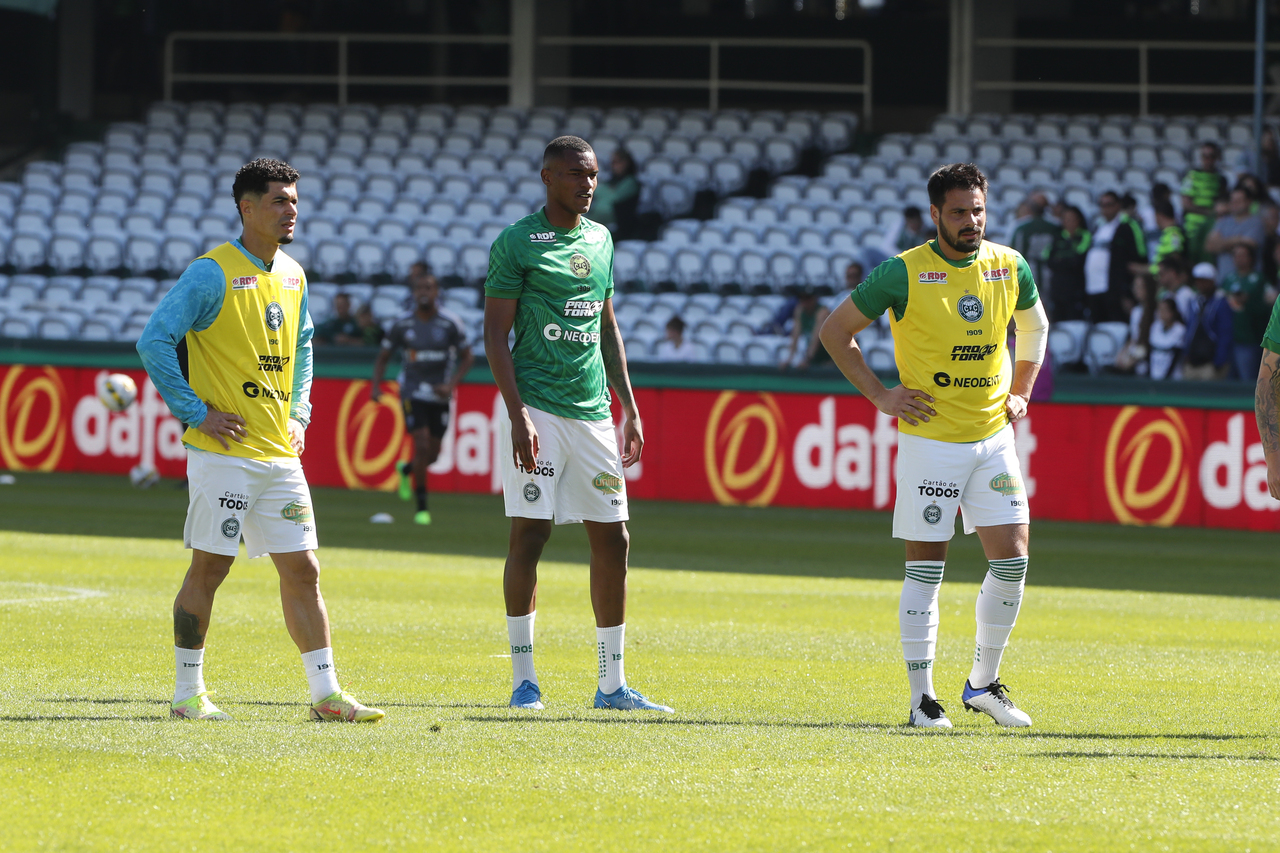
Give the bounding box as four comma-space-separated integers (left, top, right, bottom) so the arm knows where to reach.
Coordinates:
1, 472, 1277, 852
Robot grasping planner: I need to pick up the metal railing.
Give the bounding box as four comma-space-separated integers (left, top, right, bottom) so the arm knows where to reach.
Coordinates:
163, 31, 872, 123
163, 31, 513, 105
970, 38, 1280, 116
535, 36, 872, 122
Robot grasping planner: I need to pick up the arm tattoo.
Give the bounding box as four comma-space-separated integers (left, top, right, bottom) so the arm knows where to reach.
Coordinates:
1255, 358, 1280, 457
174, 605, 204, 649
599, 313, 636, 412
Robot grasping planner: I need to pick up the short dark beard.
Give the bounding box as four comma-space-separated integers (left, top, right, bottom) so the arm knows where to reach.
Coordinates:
278, 235, 294, 245
938, 218, 983, 255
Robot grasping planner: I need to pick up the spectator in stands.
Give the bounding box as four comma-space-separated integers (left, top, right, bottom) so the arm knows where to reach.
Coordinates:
1120, 193, 1150, 277
1261, 201, 1280, 284
1149, 200, 1186, 274
1157, 255, 1198, 325
355, 302, 383, 347
1205, 187, 1266, 282
1149, 297, 1186, 381
761, 296, 797, 336
1181, 262, 1234, 381
1223, 244, 1268, 380
845, 261, 865, 292
1180, 141, 1229, 264
888, 206, 930, 254
1085, 191, 1142, 323
1116, 274, 1156, 375
314, 292, 361, 346
1043, 204, 1090, 322
1261, 127, 1280, 188
780, 285, 831, 371
1010, 195, 1059, 292
1237, 173, 1267, 210
591, 149, 640, 240
655, 316, 697, 362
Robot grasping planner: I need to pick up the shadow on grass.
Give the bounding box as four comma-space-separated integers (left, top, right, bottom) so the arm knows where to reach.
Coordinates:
38, 697, 168, 705
3, 472, 1278, 599
1034, 750, 1277, 761
0, 715, 166, 722
1029, 731, 1264, 742
463, 714, 1270, 742
461, 714, 968, 733
240, 700, 503, 709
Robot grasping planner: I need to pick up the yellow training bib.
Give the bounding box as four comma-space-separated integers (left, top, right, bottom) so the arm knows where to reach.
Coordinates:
890, 241, 1021, 443
182, 243, 306, 459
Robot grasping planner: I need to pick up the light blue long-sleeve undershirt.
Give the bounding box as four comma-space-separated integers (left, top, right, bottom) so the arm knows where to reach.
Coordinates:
136, 238, 314, 433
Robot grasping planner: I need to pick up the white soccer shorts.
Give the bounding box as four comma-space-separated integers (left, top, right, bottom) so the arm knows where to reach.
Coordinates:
184, 450, 319, 559
892, 424, 1029, 542
499, 405, 629, 525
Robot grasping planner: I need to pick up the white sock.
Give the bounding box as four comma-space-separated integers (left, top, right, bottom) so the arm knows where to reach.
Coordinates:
900, 561, 944, 708
174, 646, 206, 704
968, 557, 1028, 687
301, 647, 340, 704
597, 624, 625, 694
506, 612, 537, 690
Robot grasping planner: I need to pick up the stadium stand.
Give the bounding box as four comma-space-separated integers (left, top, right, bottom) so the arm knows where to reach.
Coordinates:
0, 102, 1264, 369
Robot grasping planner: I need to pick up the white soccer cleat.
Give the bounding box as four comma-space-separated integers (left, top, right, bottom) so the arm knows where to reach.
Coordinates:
908, 695, 953, 729
962, 679, 1032, 727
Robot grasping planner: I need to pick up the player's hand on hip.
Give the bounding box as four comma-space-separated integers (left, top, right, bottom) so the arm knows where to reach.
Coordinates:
876, 385, 936, 426
288, 418, 306, 455
1005, 393, 1030, 423
620, 415, 644, 468
198, 407, 247, 450
510, 408, 540, 472
432, 383, 453, 398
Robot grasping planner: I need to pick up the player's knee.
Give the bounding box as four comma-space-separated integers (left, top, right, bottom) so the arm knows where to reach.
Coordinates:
594, 522, 629, 561
279, 553, 321, 587
189, 554, 232, 590
511, 519, 552, 554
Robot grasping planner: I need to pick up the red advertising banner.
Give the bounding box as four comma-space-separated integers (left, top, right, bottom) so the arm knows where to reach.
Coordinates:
3, 363, 1279, 531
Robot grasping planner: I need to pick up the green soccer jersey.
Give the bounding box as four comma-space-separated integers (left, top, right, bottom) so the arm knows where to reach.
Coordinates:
1180, 168, 1228, 211
484, 209, 615, 421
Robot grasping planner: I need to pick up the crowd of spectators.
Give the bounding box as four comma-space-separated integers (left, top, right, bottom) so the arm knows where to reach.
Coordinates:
1016, 140, 1277, 382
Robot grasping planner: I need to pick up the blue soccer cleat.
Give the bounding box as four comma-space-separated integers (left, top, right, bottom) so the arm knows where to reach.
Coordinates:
509, 680, 544, 710
593, 684, 674, 713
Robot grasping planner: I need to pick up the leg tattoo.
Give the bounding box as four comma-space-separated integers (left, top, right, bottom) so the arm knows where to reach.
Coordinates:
174, 605, 204, 648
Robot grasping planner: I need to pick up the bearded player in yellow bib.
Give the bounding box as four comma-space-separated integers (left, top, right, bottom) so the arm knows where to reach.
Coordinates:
137, 159, 383, 723
820, 164, 1049, 729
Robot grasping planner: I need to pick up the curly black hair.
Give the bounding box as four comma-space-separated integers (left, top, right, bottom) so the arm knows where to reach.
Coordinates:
232, 158, 301, 218
926, 163, 988, 209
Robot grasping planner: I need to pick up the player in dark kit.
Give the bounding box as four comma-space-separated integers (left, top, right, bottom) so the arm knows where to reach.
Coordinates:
371, 272, 474, 525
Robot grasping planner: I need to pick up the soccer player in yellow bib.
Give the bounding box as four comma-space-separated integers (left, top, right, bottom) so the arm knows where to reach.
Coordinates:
137, 159, 383, 723
820, 164, 1049, 729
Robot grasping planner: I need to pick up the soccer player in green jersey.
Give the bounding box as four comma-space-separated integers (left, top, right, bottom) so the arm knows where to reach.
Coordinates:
482, 136, 672, 713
